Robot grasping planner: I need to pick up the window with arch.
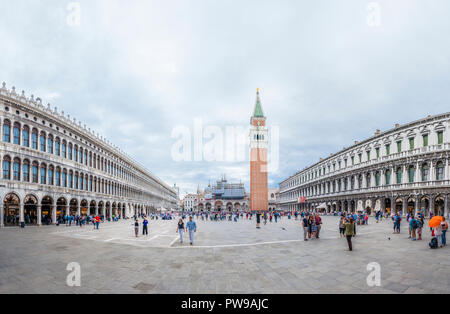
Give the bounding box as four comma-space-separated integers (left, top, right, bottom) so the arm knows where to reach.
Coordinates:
13, 158, 20, 181
68, 171, 73, 189
3, 156, 11, 179
55, 138, 60, 156
23, 159, 30, 182
421, 163, 429, 181
436, 161, 444, 180
79, 148, 83, 164
40, 132, 46, 152
423, 134, 429, 147
55, 167, 61, 186
74, 172, 78, 189
437, 131, 444, 145
68, 144, 72, 160
366, 173, 371, 188
32, 161, 38, 183
375, 171, 381, 186
3, 120, 11, 142
40, 163, 47, 184
385, 169, 391, 185
31, 128, 38, 149
62, 170, 67, 187
61, 141, 67, 158
409, 165, 415, 183
74, 146, 78, 162
396, 167, 402, 184
13, 122, 20, 145
23, 126, 29, 147
47, 135, 53, 154
48, 165, 54, 185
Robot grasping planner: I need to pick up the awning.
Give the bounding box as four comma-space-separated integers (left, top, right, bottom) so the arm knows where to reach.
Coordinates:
316, 203, 327, 209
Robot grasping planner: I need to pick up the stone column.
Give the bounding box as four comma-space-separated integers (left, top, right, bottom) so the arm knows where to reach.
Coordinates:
444, 194, 449, 218
65, 205, 69, 216
445, 158, 449, 181
380, 197, 386, 214
19, 203, 24, 223
402, 197, 407, 216
429, 161, 434, 182
414, 196, 420, 217
109, 207, 113, 220
402, 165, 408, 184
0, 205, 4, 228
37, 205, 42, 226
381, 169, 386, 186
77, 205, 81, 217
429, 197, 435, 217
52, 205, 56, 225
362, 173, 367, 188
391, 166, 396, 184
415, 162, 420, 183
95, 204, 99, 216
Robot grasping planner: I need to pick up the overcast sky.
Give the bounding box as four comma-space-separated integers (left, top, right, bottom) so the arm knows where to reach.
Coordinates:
1, 0, 450, 197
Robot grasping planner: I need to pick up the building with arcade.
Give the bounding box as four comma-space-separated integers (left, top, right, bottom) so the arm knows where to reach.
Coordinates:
0, 83, 178, 227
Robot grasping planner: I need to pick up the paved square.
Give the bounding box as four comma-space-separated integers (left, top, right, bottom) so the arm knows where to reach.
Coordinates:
0, 216, 449, 294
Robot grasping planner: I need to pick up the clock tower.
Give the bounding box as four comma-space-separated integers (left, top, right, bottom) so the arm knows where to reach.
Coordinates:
249, 88, 268, 211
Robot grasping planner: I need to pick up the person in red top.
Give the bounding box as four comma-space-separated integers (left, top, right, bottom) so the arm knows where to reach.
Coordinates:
94, 215, 100, 230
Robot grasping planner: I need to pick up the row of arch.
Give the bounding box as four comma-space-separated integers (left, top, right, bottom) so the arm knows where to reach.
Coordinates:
0, 117, 176, 201
193, 201, 249, 211
2, 155, 146, 199
2, 119, 137, 181
282, 159, 448, 200
1, 192, 153, 226
289, 194, 448, 217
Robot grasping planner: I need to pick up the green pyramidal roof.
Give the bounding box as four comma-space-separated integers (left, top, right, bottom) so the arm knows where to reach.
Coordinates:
253, 88, 264, 117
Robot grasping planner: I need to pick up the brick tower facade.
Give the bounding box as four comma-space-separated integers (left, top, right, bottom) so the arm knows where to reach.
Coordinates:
249, 89, 268, 211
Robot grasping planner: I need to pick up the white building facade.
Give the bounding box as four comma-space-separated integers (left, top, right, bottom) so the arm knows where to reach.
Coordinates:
0, 83, 178, 227
279, 113, 450, 217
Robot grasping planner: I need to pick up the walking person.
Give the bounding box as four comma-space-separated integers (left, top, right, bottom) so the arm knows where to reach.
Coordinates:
344, 217, 355, 251
134, 219, 139, 238
441, 217, 448, 246
142, 217, 149, 236
256, 211, 261, 229
94, 215, 100, 230
186, 216, 197, 245
302, 215, 309, 241
177, 218, 186, 243
339, 216, 345, 238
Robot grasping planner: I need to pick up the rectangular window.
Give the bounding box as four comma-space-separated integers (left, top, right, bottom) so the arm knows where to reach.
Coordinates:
386, 144, 390, 156
397, 141, 402, 153
409, 138, 414, 150
351, 156, 354, 165
438, 131, 443, 145
367, 151, 371, 161
423, 134, 428, 147
358, 153, 362, 163
375, 147, 380, 158
62, 173, 67, 187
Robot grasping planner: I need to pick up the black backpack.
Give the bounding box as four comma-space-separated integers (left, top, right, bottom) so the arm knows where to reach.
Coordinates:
429, 237, 438, 249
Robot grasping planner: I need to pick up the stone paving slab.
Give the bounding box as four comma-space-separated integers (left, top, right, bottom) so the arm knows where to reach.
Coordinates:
0, 216, 449, 293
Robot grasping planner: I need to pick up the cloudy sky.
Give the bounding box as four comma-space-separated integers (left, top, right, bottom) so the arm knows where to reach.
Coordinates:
1, 0, 450, 197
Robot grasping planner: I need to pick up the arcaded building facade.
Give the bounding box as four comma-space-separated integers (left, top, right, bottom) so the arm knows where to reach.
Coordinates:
0, 83, 178, 227
279, 113, 450, 217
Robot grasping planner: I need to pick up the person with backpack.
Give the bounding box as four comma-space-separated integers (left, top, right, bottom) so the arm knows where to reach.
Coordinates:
302, 215, 309, 241
142, 217, 149, 236
344, 217, 355, 251
315, 215, 322, 238
409, 216, 418, 241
